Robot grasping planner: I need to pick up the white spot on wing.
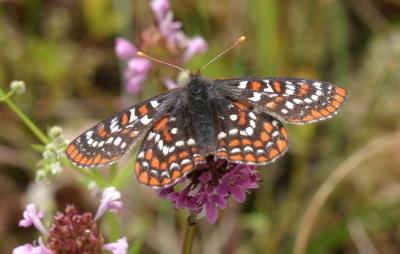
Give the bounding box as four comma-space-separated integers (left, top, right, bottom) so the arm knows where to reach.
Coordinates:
285, 101, 294, 110
250, 92, 261, 102
140, 115, 152, 125
129, 108, 137, 122
229, 128, 238, 135
163, 146, 169, 156
176, 140, 185, 147
218, 132, 227, 139
286, 84, 295, 90
150, 100, 159, 108
250, 120, 256, 128
86, 131, 93, 138
244, 146, 254, 152
246, 127, 254, 136
114, 137, 122, 146
231, 148, 241, 153
293, 99, 303, 104
230, 114, 238, 121
187, 139, 196, 145
285, 89, 295, 95
238, 81, 247, 89
181, 159, 191, 165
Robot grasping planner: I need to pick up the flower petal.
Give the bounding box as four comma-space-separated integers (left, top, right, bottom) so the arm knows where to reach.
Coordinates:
102, 237, 129, 254
115, 38, 137, 60
182, 36, 208, 62
205, 201, 218, 224
230, 186, 246, 203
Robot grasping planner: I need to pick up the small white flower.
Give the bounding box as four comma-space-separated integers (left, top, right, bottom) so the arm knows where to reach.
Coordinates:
102, 237, 128, 254
94, 187, 123, 220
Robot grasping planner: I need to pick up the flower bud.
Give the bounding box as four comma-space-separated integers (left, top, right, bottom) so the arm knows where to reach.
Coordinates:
49, 126, 63, 138
10, 81, 26, 95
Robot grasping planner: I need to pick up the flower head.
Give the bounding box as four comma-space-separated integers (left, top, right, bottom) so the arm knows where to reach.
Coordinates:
47, 206, 104, 253
14, 187, 128, 254
159, 158, 260, 223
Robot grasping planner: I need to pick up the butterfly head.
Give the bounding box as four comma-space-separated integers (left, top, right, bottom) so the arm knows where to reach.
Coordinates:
187, 70, 210, 96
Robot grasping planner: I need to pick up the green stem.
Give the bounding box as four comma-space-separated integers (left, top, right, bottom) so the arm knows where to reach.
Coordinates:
181, 214, 197, 254
0, 91, 14, 102
0, 89, 48, 144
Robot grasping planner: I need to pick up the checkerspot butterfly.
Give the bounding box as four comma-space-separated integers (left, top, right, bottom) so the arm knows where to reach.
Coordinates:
66, 71, 347, 188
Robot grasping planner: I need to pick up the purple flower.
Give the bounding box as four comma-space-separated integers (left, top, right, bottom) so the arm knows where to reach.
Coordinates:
183, 36, 208, 63
94, 186, 123, 220
158, 158, 260, 224
158, 11, 187, 47
13, 187, 128, 253
102, 237, 128, 254
115, 37, 137, 60
13, 238, 53, 254
18, 204, 48, 236
151, 0, 170, 21
115, 38, 151, 95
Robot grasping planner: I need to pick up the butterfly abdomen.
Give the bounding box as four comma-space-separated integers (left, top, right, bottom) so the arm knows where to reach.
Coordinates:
186, 77, 217, 154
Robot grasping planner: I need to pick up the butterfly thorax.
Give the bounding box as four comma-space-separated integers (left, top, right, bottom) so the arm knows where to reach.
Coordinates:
185, 74, 217, 155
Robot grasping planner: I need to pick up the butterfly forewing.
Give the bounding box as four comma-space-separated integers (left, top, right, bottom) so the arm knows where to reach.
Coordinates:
217, 78, 347, 124
135, 106, 205, 188
65, 90, 180, 168
212, 98, 289, 165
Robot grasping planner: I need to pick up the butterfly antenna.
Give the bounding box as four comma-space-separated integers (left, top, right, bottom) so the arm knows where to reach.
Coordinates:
137, 52, 190, 74
201, 35, 246, 70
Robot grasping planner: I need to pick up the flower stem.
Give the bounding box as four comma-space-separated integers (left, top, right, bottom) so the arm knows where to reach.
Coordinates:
0, 89, 49, 144
181, 214, 197, 254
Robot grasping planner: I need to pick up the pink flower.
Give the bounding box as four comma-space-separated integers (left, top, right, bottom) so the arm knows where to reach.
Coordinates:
158, 11, 187, 47
14, 187, 128, 253
115, 37, 137, 60
13, 238, 53, 254
183, 36, 208, 62
163, 78, 178, 90
150, 0, 170, 21
94, 187, 123, 220
159, 158, 260, 224
18, 204, 48, 236
102, 237, 128, 254
115, 38, 152, 95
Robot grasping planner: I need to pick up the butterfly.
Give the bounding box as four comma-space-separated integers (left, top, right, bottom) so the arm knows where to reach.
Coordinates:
65, 71, 347, 188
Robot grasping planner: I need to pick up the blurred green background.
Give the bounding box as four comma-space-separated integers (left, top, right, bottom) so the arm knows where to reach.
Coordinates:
1, 0, 400, 253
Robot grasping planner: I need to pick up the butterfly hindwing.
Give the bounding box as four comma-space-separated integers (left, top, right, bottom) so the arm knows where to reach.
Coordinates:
135, 106, 205, 188
65, 90, 180, 168
212, 97, 289, 165
216, 78, 347, 124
